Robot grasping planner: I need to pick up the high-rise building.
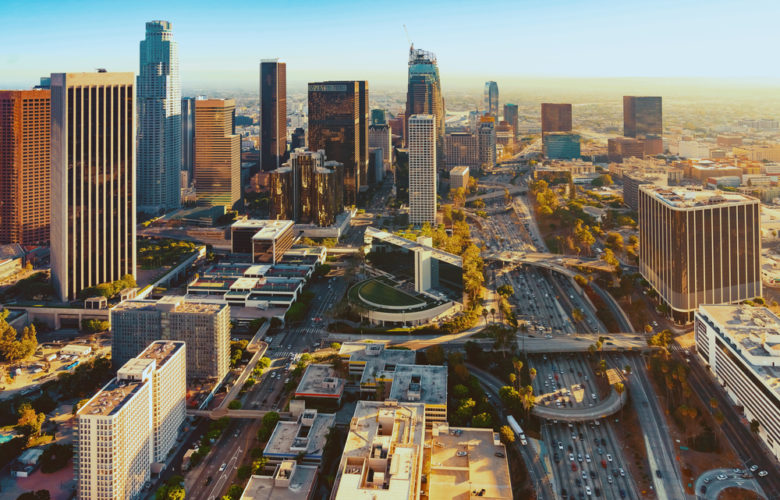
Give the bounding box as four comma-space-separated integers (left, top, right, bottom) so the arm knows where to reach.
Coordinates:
638, 186, 761, 323
445, 132, 479, 169
371, 108, 387, 126
406, 47, 445, 166
541, 103, 572, 135
408, 115, 436, 225
181, 96, 201, 183
0, 89, 50, 245
260, 60, 287, 172
484, 81, 499, 116
291, 127, 306, 150
368, 123, 392, 171
478, 116, 496, 169
503, 103, 518, 138
269, 149, 344, 226
543, 132, 581, 160
50, 72, 137, 302
623, 96, 662, 139
136, 21, 181, 214
111, 297, 231, 380
607, 136, 646, 162
307, 81, 368, 206
193, 98, 240, 208
76, 341, 186, 499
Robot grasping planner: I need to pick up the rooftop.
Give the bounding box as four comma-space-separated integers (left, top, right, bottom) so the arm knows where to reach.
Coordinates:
388, 364, 447, 406
264, 410, 335, 460
426, 424, 513, 499
112, 297, 225, 315
698, 305, 780, 395
230, 219, 294, 240
79, 378, 145, 417
295, 364, 345, 399
640, 185, 758, 209
450, 165, 469, 176
137, 341, 184, 369
365, 227, 462, 267
239, 461, 318, 500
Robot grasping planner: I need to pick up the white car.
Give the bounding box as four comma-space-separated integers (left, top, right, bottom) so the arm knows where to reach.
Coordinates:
558, 441, 564, 450
585, 486, 592, 496
717, 474, 727, 480
750, 465, 759, 472
219, 463, 227, 472
585, 454, 591, 463
569, 453, 575, 461
758, 470, 768, 477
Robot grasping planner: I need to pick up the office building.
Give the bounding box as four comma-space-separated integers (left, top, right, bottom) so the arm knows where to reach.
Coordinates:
308, 81, 368, 206
76, 341, 186, 500
543, 132, 581, 160
50, 72, 137, 302
239, 461, 318, 500
608, 137, 646, 162
445, 132, 479, 169
330, 401, 426, 500
449, 165, 469, 190
503, 103, 518, 138
695, 305, 780, 461
231, 219, 294, 262
137, 20, 181, 214
0, 89, 50, 245
406, 47, 445, 165
111, 297, 230, 380
368, 123, 392, 171
623, 96, 662, 139
478, 116, 496, 169
638, 186, 761, 322
622, 171, 667, 210
408, 114, 436, 225
484, 81, 499, 116
388, 364, 447, 425
290, 127, 306, 150
264, 409, 335, 465
541, 103, 572, 135
338, 341, 416, 390
260, 60, 287, 172
294, 364, 345, 405
194, 98, 240, 208
369, 147, 384, 185
181, 96, 201, 184
371, 108, 387, 126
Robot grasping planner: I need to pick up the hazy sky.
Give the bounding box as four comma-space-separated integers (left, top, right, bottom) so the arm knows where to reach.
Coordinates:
2, 0, 778, 91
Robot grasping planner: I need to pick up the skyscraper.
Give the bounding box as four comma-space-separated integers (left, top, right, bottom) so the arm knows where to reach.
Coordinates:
484, 81, 499, 116
193, 99, 240, 208
406, 47, 445, 166
478, 116, 496, 169
623, 96, 662, 139
260, 59, 287, 172
307, 81, 368, 206
371, 108, 387, 126
137, 20, 181, 214
368, 123, 392, 172
50, 72, 137, 302
0, 89, 50, 245
541, 103, 572, 135
181, 96, 201, 183
408, 115, 436, 225
503, 103, 518, 138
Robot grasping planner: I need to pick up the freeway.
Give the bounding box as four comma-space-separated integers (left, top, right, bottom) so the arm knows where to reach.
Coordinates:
532, 388, 626, 422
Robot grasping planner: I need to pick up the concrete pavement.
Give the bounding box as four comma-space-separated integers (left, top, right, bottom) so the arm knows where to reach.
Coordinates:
694, 468, 767, 500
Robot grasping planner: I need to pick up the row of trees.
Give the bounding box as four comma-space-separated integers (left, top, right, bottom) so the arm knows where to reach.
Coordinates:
0, 314, 37, 362
78, 274, 137, 300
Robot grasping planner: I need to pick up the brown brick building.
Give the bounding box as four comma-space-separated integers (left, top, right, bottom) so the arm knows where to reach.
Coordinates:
0, 90, 50, 245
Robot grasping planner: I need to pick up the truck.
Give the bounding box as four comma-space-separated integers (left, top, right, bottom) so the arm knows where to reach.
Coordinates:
507, 415, 527, 444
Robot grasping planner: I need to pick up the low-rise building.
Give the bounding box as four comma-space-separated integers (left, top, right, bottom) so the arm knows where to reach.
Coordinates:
294, 364, 345, 406
263, 409, 335, 465
240, 460, 318, 500
449, 165, 470, 191
233, 219, 295, 264
388, 364, 447, 425
338, 341, 416, 392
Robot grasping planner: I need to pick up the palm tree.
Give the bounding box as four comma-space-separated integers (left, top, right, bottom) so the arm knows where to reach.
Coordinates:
482, 308, 489, 326
490, 308, 497, 324
614, 382, 626, 419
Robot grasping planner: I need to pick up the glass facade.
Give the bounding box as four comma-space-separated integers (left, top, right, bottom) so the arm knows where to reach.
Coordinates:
543, 133, 581, 160
260, 60, 287, 172
541, 103, 572, 135
193, 99, 240, 208
406, 48, 445, 166
623, 96, 662, 139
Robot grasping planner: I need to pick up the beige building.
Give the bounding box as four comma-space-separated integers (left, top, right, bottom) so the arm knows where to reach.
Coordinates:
445, 133, 479, 169
388, 364, 447, 426
449, 165, 469, 191
194, 99, 240, 208
76, 341, 186, 500
111, 297, 230, 381
50, 72, 137, 301
240, 460, 318, 500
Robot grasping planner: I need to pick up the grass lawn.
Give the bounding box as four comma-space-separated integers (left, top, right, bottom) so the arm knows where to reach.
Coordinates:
356, 279, 424, 307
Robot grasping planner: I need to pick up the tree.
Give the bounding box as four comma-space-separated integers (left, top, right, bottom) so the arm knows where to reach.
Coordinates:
574, 274, 588, 288
228, 400, 242, 410
224, 484, 244, 500
572, 308, 584, 322
601, 248, 620, 268
499, 425, 515, 445
0, 312, 37, 362
497, 284, 514, 297
605, 232, 624, 252
16, 492, 50, 500
427, 345, 445, 365
16, 403, 45, 437
452, 384, 469, 399
330, 342, 341, 351
40, 443, 73, 473
614, 382, 626, 418
472, 412, 493, 428
482, 308, 489, 326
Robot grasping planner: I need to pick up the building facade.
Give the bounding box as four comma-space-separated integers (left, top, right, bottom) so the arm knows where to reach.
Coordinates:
406, 47, 445, 166
50, 72, 137, 302
307, 81, 368, 206
503, 103, 518, 138
180, 96, 199, 185
484, 81, 499, 116
623, 96, 662, 139
0, 90, 50, 245
449, 165, 469, 190
368, 123, 392, 171
408, 115, 437, 225
137, 20, 181, 214
194, 99, 240, 208
260, 60, 287, 172
445, 132, 479, 169
478, 116, 496, 169
111, 297, 230, 380
543, 132, 581, 160
638, 186, 761, 322
541, 103, 572, 135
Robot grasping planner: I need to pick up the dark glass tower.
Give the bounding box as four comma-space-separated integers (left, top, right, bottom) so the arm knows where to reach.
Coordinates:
484, 81, 498, 116
503, 103, 518, 138
623, 96, 662, 138
260, 60, 287, 172
406, 46, 445, 166
541, 103, 572, 135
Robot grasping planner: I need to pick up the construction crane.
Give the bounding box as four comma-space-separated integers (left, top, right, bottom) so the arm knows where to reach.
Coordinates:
403, 24, 413, 50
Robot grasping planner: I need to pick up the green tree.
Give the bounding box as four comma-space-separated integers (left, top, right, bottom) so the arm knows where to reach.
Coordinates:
16, 402, 45, 437
499, 425, 515, 445
228, 400, 242, 410
426, 345, 445, 365
472, 412, 493, 428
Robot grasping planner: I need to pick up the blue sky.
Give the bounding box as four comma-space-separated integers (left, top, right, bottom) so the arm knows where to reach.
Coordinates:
1, 0, 778, 91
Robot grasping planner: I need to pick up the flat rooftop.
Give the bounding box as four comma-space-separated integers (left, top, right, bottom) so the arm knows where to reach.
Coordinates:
426, 425, 513, 499
295, 364, 345, 399
112, 298, 225, 315
137, 341, 184, 369
639, 185, 757, 209
365, 227, 462, 267
339, 341, 417, 385
264, 410, 335, 459
388, 364, 447, 406
450, 165, 469, 176
698, 305, 780, 395
79, 378, 145, 417
240, 462, 318, 500
230, 219, 294, 241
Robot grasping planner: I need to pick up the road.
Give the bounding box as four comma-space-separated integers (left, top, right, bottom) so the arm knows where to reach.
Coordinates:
694, 468, 767, 499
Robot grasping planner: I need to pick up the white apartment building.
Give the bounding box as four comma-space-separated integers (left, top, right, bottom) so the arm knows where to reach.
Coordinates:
76, 341, 186, 499
695, 305, 780, 460
408, 114, 436, 225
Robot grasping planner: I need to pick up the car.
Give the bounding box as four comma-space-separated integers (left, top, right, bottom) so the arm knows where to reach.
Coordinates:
571, 462, 578, 471
553, 453, 560, 462
219, 463, 227, 472
759, 470, 768, 477
607, 476, 613, 484
590, 470, 596, 479
578, 453, 583, 462
597, 448, 603, 455
594, 438, 600, 446
456, 451, 468, 457
494, 452, 505, 458
733, 468, 742, 474
585, 454, 591, 463
656, 470, 663, 478
594, 488, 601, 497
569, 453, 575, 461
591, 393, 597, 400
619, 468, 625, 477
204, 476, 213, 486
558, 441, 564, 450
601, 459, 607, 469
568, 445, 574, 452
750, 465, 759, 472
700, 485, 707, 494
561, 488, 568, 499
520, 439, 527, 446
582, 471, 587, 480
619, 490, 626, 499
575, 478, 582, 487
704, 477, 711, 484
601, 438, 607, 446
585, 486, 592, 496
606, 454, 613, 462
717, 474, 727, 480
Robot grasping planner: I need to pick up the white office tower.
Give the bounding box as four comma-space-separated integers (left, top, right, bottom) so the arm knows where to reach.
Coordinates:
137, 20, 181, 213
76, 341, 186, 499
408, 114, 437, 225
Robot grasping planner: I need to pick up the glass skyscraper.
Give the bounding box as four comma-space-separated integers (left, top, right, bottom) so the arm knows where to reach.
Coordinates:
484, 81, 499, 116
623, 96, 662, 139
406, 47, 445, 166
260, 60, 287, 172
137, 20, 181, 214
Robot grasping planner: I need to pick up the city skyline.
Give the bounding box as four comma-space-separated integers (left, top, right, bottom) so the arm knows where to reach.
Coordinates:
2, 0, 780, 92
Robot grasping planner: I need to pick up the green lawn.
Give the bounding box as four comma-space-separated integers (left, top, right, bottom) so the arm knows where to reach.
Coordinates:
357, 279, 424, 307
